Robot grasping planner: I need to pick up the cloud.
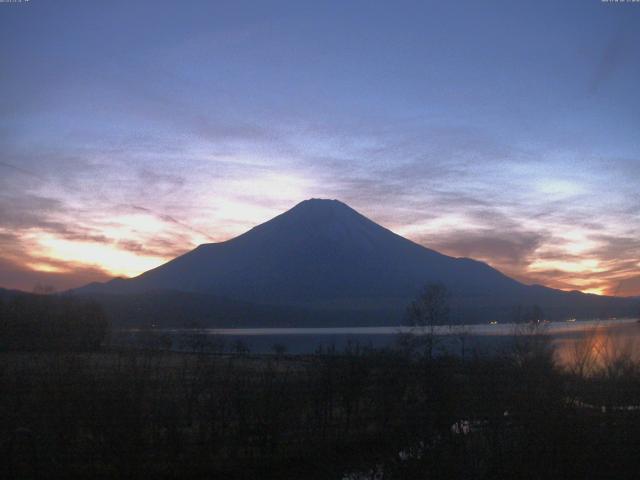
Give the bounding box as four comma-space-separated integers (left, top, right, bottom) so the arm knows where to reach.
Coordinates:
426, 230, 545, 268
123, 204, 215, 241
0, 256, 112, 292
0, 74, 637, 295
0, 228, 113, 291
0, 192, 67, 231
137, 169, 186, 193
0, 161, 46, 181
616, 276, 640, 297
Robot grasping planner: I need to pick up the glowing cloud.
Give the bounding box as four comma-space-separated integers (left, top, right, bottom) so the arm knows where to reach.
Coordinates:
29, 232, 168, 278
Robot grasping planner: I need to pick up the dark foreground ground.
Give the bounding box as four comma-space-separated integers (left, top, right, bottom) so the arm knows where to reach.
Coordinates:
2, 336, 640, 479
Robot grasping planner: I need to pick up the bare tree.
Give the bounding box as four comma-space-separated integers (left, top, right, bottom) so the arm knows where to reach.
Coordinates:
449, 322, 470, 360
271, 343, 287, 357
406, 283, 450, 359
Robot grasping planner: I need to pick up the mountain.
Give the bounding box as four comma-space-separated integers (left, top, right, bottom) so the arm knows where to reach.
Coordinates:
76, 199, 638, 326
0, 287, 22, 299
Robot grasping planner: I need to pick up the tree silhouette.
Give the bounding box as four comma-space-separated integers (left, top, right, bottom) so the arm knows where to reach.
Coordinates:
406, 283, 450, 359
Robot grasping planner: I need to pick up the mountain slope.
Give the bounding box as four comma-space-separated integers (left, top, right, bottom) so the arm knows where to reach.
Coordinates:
80, 199, 522, 303
76, 199, 638, 325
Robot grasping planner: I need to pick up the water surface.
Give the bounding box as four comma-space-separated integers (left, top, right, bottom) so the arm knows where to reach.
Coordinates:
123, 319, 640, 367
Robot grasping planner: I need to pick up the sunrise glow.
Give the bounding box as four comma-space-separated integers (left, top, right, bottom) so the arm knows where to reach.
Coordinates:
31, 233, 169, 278
0, 1, 638, 297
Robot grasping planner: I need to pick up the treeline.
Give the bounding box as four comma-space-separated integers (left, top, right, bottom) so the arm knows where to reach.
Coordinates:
1, 338, 640, 479
0, 293, 109, 352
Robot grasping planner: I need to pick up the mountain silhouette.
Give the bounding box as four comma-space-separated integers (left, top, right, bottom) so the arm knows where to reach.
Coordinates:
76, 199, 638, 326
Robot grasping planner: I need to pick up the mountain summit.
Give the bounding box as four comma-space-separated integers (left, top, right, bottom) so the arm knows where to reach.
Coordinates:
77, 199, 635, 324
81, 199, 519, 302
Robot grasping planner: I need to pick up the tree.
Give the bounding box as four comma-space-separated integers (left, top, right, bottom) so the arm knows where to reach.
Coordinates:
0, 294, 109, 351
271, 343, 287, 357
449, 322, 470, 360
405, 283, 450, 359
231, 339, 250, 355
407, 283, 450, 328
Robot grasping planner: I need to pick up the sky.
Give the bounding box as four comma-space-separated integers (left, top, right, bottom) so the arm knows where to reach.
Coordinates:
1, 0, 639, 296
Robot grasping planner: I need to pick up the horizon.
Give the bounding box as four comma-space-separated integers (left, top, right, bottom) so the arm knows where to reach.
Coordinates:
1, 1, 639, 296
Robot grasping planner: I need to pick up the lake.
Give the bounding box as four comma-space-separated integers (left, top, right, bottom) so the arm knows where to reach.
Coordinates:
121, 318, 640, 368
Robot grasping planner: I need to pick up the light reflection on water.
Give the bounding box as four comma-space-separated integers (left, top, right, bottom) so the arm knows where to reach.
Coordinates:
551, 321, 640, 372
